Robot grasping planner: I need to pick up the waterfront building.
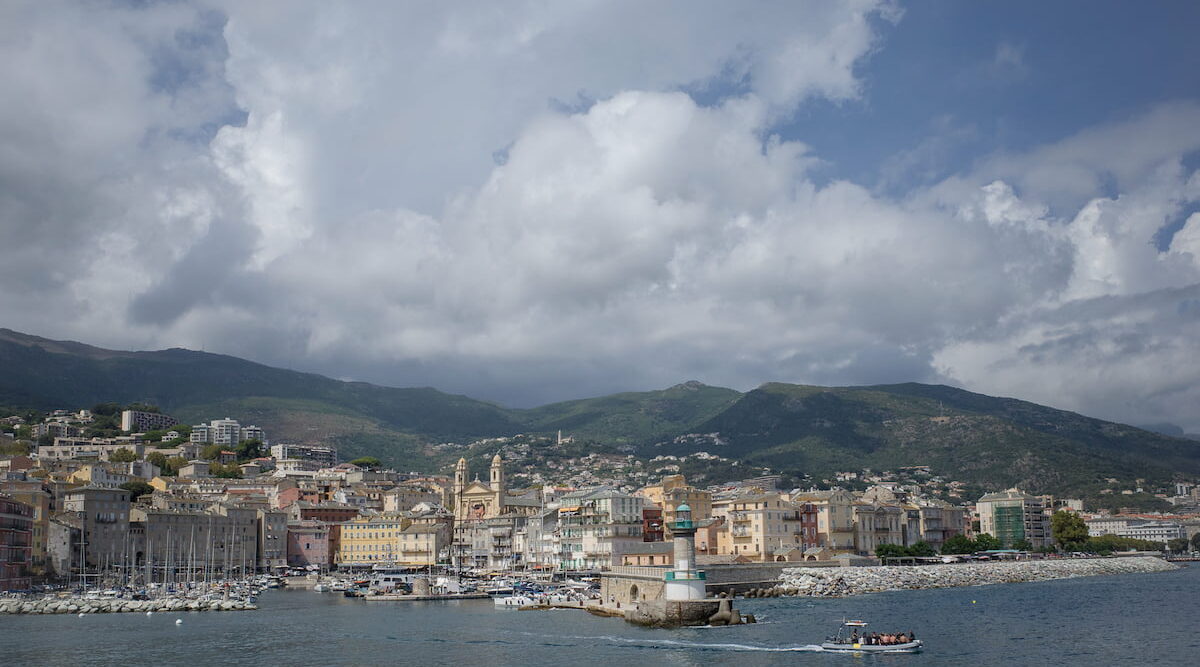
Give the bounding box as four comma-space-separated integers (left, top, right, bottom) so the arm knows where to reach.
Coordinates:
335, 513, 413, 567
120, 410, 178, 434
257, 509, 289, 570
790, 488, 857, 551
0, 494, 33, 590
638, 475, 713, 538
0, 478, 50, 575
60, 486, 130, 569
287, 521, 332, 569
129, 505, 258, 577
712, 493, 806, 561
977, 488, 1050, 548
851, 501, 905, 556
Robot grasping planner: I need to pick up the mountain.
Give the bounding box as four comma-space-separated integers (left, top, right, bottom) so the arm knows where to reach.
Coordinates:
516, 380, 742, 445
660, 382, 1200, 494
0, 328, 522, 466
3, 328, 1199, 495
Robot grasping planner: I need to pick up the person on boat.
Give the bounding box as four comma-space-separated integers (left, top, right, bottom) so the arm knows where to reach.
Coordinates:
898, 633, 908, 644
908, 630, 916, 641
850, 631, 859, 643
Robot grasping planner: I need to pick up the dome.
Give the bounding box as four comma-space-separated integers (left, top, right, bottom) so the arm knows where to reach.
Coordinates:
491, 453, 503, 464
676, 503, 691, 513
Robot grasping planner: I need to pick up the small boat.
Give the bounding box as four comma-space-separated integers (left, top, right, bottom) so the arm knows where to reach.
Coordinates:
820, 620, 923, 654
493, 594, 538, 608
313, 583, 330, 593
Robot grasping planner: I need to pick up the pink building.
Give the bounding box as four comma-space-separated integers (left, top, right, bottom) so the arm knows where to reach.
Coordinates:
1, 494, 33, 590
287, 521, 331, 569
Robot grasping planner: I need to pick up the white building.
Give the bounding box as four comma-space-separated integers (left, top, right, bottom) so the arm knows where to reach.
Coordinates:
120, 410, 178, 433
270, 444, 337, 468
190, 418, 267, 447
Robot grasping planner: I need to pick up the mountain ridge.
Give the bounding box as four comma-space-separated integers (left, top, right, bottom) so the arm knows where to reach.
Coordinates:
2, 328, 1197, 495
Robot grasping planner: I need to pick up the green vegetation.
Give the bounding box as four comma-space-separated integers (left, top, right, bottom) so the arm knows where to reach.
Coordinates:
119, 480, 155, 500
2, 328, 1200, 492
349, 456, 382, 469
876, 541, 936, 559
940, 533, 1001, 554
1051, 510, 1089, 549
108, 447, 138, 463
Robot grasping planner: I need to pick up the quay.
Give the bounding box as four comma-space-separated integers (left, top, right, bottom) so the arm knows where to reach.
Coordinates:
364, 592, 489, 602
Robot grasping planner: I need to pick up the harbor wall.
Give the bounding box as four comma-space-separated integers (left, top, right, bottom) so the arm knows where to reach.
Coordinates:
0, 597, 256, 615
775, 556, 1178, 597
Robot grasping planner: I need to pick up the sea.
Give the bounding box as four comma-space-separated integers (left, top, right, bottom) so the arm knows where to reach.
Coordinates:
3, 564, 1197, 666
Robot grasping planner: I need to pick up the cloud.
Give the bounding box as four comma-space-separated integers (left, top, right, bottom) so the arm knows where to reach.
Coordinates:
3, 1, 1200, 433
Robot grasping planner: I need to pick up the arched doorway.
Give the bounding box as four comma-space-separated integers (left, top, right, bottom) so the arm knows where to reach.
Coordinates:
629, 584, 639, 600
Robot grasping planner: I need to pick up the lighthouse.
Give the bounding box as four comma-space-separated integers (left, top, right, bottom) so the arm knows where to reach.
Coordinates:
663, 503, 707, 600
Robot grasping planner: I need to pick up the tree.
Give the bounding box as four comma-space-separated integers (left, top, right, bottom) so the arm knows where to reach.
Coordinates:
210, 462, 242, 479
875, 543, 908, 560
146, 451, 168, 470
13, 425, 33, 441
200, 444, 225, 461
941, 534, 976, 555
974, 533, 1002, 551
91, 403, 121, 417
119, 481, 155, 501
1011, 539, 1033, 551
36, 433, 53, 447
908, 541, 936, 557
108, 447, 138, 463
1167, 538, 1189, 553
235, 439, 264, 461
350, 456, 382, 469
164, 456, 189, 476
1192, 533, 1200, 551
1051, 510, 1089, 549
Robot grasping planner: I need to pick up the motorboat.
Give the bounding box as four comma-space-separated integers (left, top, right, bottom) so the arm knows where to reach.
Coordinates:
821, 620, 923, 654
493, 594, 538, 608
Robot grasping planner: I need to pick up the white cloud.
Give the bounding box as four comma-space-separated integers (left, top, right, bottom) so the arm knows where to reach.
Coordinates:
3, 1, 1200, 433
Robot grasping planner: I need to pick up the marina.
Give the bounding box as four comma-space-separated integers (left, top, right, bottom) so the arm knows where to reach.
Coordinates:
2, 562, 1197, 666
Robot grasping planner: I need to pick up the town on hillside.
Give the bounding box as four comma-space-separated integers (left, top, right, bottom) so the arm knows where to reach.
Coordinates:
2, 405, 1199, 592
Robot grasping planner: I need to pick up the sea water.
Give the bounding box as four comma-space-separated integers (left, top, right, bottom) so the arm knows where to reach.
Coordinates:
3, 564, 1197, 666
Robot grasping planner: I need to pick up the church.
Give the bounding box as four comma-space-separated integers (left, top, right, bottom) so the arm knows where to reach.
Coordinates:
451, 453, 540, 521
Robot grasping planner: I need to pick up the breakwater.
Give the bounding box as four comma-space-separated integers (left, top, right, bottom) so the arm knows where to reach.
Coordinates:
0, 597, 257, 615
775, 556, 1177, 597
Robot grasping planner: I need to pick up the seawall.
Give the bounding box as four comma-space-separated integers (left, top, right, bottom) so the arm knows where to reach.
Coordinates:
0, 597, 257, 615
776, 556, 1178, 597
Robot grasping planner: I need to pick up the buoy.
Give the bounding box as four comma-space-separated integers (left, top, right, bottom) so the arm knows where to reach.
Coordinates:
972, 600, 977, 604
175, 619, 183, 625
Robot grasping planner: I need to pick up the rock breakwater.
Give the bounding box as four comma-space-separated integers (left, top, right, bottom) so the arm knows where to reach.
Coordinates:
0, 597, 257, 615
775, 556, 1177, 598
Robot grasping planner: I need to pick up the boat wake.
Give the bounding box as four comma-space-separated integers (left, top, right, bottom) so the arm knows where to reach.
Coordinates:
520, 632, 824, 653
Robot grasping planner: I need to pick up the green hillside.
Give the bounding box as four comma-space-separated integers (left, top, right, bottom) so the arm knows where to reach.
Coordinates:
516, 380, 741, 444
670, 382, 1200, 493
3, 328, 1199, 495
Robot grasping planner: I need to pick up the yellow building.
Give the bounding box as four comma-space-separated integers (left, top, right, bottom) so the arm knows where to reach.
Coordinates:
790, 488, 856, 551
711, 493, 804, 561
638, 474, 712, 538
336, 513, 412, 566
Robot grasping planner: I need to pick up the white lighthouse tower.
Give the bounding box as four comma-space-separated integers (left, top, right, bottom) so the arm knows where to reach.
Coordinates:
663, 503, 707, 600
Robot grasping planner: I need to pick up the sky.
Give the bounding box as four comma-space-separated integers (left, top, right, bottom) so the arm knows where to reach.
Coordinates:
3, 1, 1200, 430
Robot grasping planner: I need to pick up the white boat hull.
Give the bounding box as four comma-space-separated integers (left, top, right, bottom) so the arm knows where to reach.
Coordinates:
821, 640, 923, 654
